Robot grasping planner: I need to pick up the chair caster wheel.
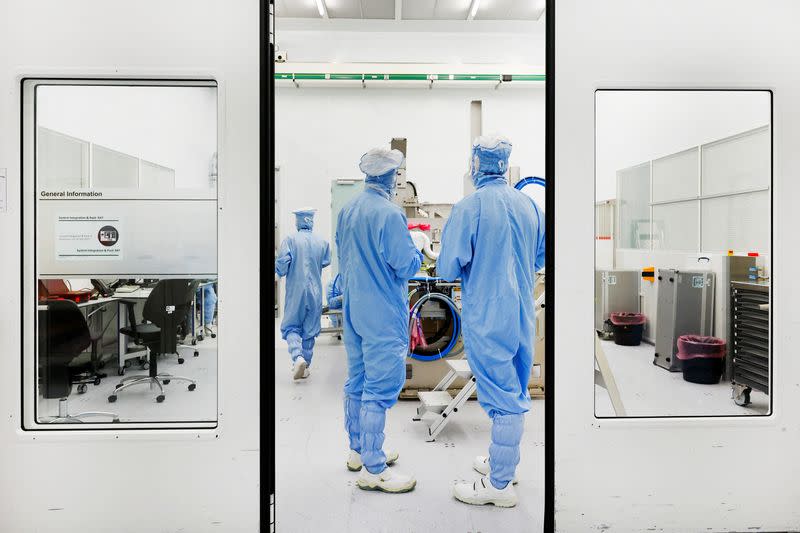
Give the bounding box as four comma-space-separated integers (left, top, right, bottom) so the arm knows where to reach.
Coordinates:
118, 367, 125, 376
162, 379, 171, 385
124, 360, 132, 369
198, 335, 204, 342
115, 383, 123, 389
142, 362, 150, 370
108, 395, 117, 403
77, 384, 87, 394
191, 339, 197, 346
178, 358, 185, 364
156, 395, 165, 403
194, 351, 199, 357
188, 384, 196, 391
211, 333, 216, 338
94, 377, 102, 386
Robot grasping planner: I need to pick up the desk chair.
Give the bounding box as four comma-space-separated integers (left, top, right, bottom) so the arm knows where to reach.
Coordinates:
173, 282, 203, 364
40, 300, 119, 423
70, 303, 114, 390
109, 279, 198, 403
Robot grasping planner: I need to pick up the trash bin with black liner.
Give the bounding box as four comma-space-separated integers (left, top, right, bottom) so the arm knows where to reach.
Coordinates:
676, 335, 726, 384
609, 312, 646, 346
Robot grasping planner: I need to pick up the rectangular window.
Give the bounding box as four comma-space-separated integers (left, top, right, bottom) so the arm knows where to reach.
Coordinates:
595, 89, 771, 418
23, 80, 219, 429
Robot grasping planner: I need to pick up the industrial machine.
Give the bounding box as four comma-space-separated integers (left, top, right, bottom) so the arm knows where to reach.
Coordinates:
653, 269, 715, 372
595, 270, 641, 339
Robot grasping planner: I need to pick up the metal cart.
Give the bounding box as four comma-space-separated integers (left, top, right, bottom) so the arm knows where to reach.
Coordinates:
730, 281, 770, 406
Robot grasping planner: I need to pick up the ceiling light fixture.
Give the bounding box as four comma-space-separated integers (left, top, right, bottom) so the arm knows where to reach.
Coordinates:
315, 0, 329, 18
467, 0, 481, 20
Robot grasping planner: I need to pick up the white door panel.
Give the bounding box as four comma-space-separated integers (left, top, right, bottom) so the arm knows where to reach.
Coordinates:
0, 2, 260, 532
556, 1, 795, 531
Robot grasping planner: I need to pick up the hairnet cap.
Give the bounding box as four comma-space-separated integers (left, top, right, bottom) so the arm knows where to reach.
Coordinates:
472, 135, 512, 151
291, 207, 317, 216
359, 148, 404, 178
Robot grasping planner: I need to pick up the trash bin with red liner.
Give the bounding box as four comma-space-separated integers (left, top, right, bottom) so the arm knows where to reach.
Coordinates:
676, 335, 726, 384
609, 312, 646, 346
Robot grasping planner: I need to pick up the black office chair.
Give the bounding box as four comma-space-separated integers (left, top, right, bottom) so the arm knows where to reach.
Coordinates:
39, 300, 119, 423
109, 279, 198, 403
173, 280, 202, 364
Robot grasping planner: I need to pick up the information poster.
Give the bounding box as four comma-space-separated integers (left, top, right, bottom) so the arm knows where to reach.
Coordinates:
55, 214, 123, 261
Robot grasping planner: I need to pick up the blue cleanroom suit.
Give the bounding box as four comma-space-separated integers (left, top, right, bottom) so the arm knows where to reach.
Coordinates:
337, 148, 423, 475
275, 209, 331, 366
437, 136, 546, 490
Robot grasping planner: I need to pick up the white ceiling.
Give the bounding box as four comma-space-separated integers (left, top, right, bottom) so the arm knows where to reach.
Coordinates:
275, 0, 545, 21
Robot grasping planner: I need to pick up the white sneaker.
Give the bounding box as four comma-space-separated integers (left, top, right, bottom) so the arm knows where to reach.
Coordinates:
472, 455, 518, 484
346, 449, 399, 472
301, 368, 310, 379
453, 475, 518, 507
292, 358, 307, 380
356, 467, 416, 493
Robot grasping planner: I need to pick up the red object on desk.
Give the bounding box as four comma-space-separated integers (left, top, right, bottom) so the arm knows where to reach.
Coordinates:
38, 279, 93, 303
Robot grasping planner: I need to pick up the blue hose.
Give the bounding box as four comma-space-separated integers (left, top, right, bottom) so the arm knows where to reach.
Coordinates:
408, 291, 462, 361
514, 176, 546, 191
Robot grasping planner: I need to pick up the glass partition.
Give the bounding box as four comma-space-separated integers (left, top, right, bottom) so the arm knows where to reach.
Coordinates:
595, 90, 771, 418
24, 80, 219, 428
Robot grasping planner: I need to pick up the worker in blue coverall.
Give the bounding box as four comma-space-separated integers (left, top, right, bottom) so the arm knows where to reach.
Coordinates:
337, 147, 422, 494
275, 208, 331, 381
438, 136, 545, 508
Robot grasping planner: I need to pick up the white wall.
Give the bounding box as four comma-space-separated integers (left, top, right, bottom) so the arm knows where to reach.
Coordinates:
37, 85, 217, 189
276, 86, 545, 267
275, 19, 545, 65
556, 1, 798, 531
596, 91, 770, 201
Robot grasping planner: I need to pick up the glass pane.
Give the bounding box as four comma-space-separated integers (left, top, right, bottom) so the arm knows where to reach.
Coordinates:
616, 163, 650, 249
652, 201, 699, 252
652, 148, 698, 203
702, 126, 770, 196
140, 161, 176, 190
595, 90, 771, 418
33, 82, 218, 426
92, 144, 139, 188
37, 127, 89, 189
701, 191, 769, 253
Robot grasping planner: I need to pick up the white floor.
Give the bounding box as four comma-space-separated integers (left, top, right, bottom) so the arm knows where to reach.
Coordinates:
38, 333, 218, 423
275, 327, 544, 533
595, 338, 769, 417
